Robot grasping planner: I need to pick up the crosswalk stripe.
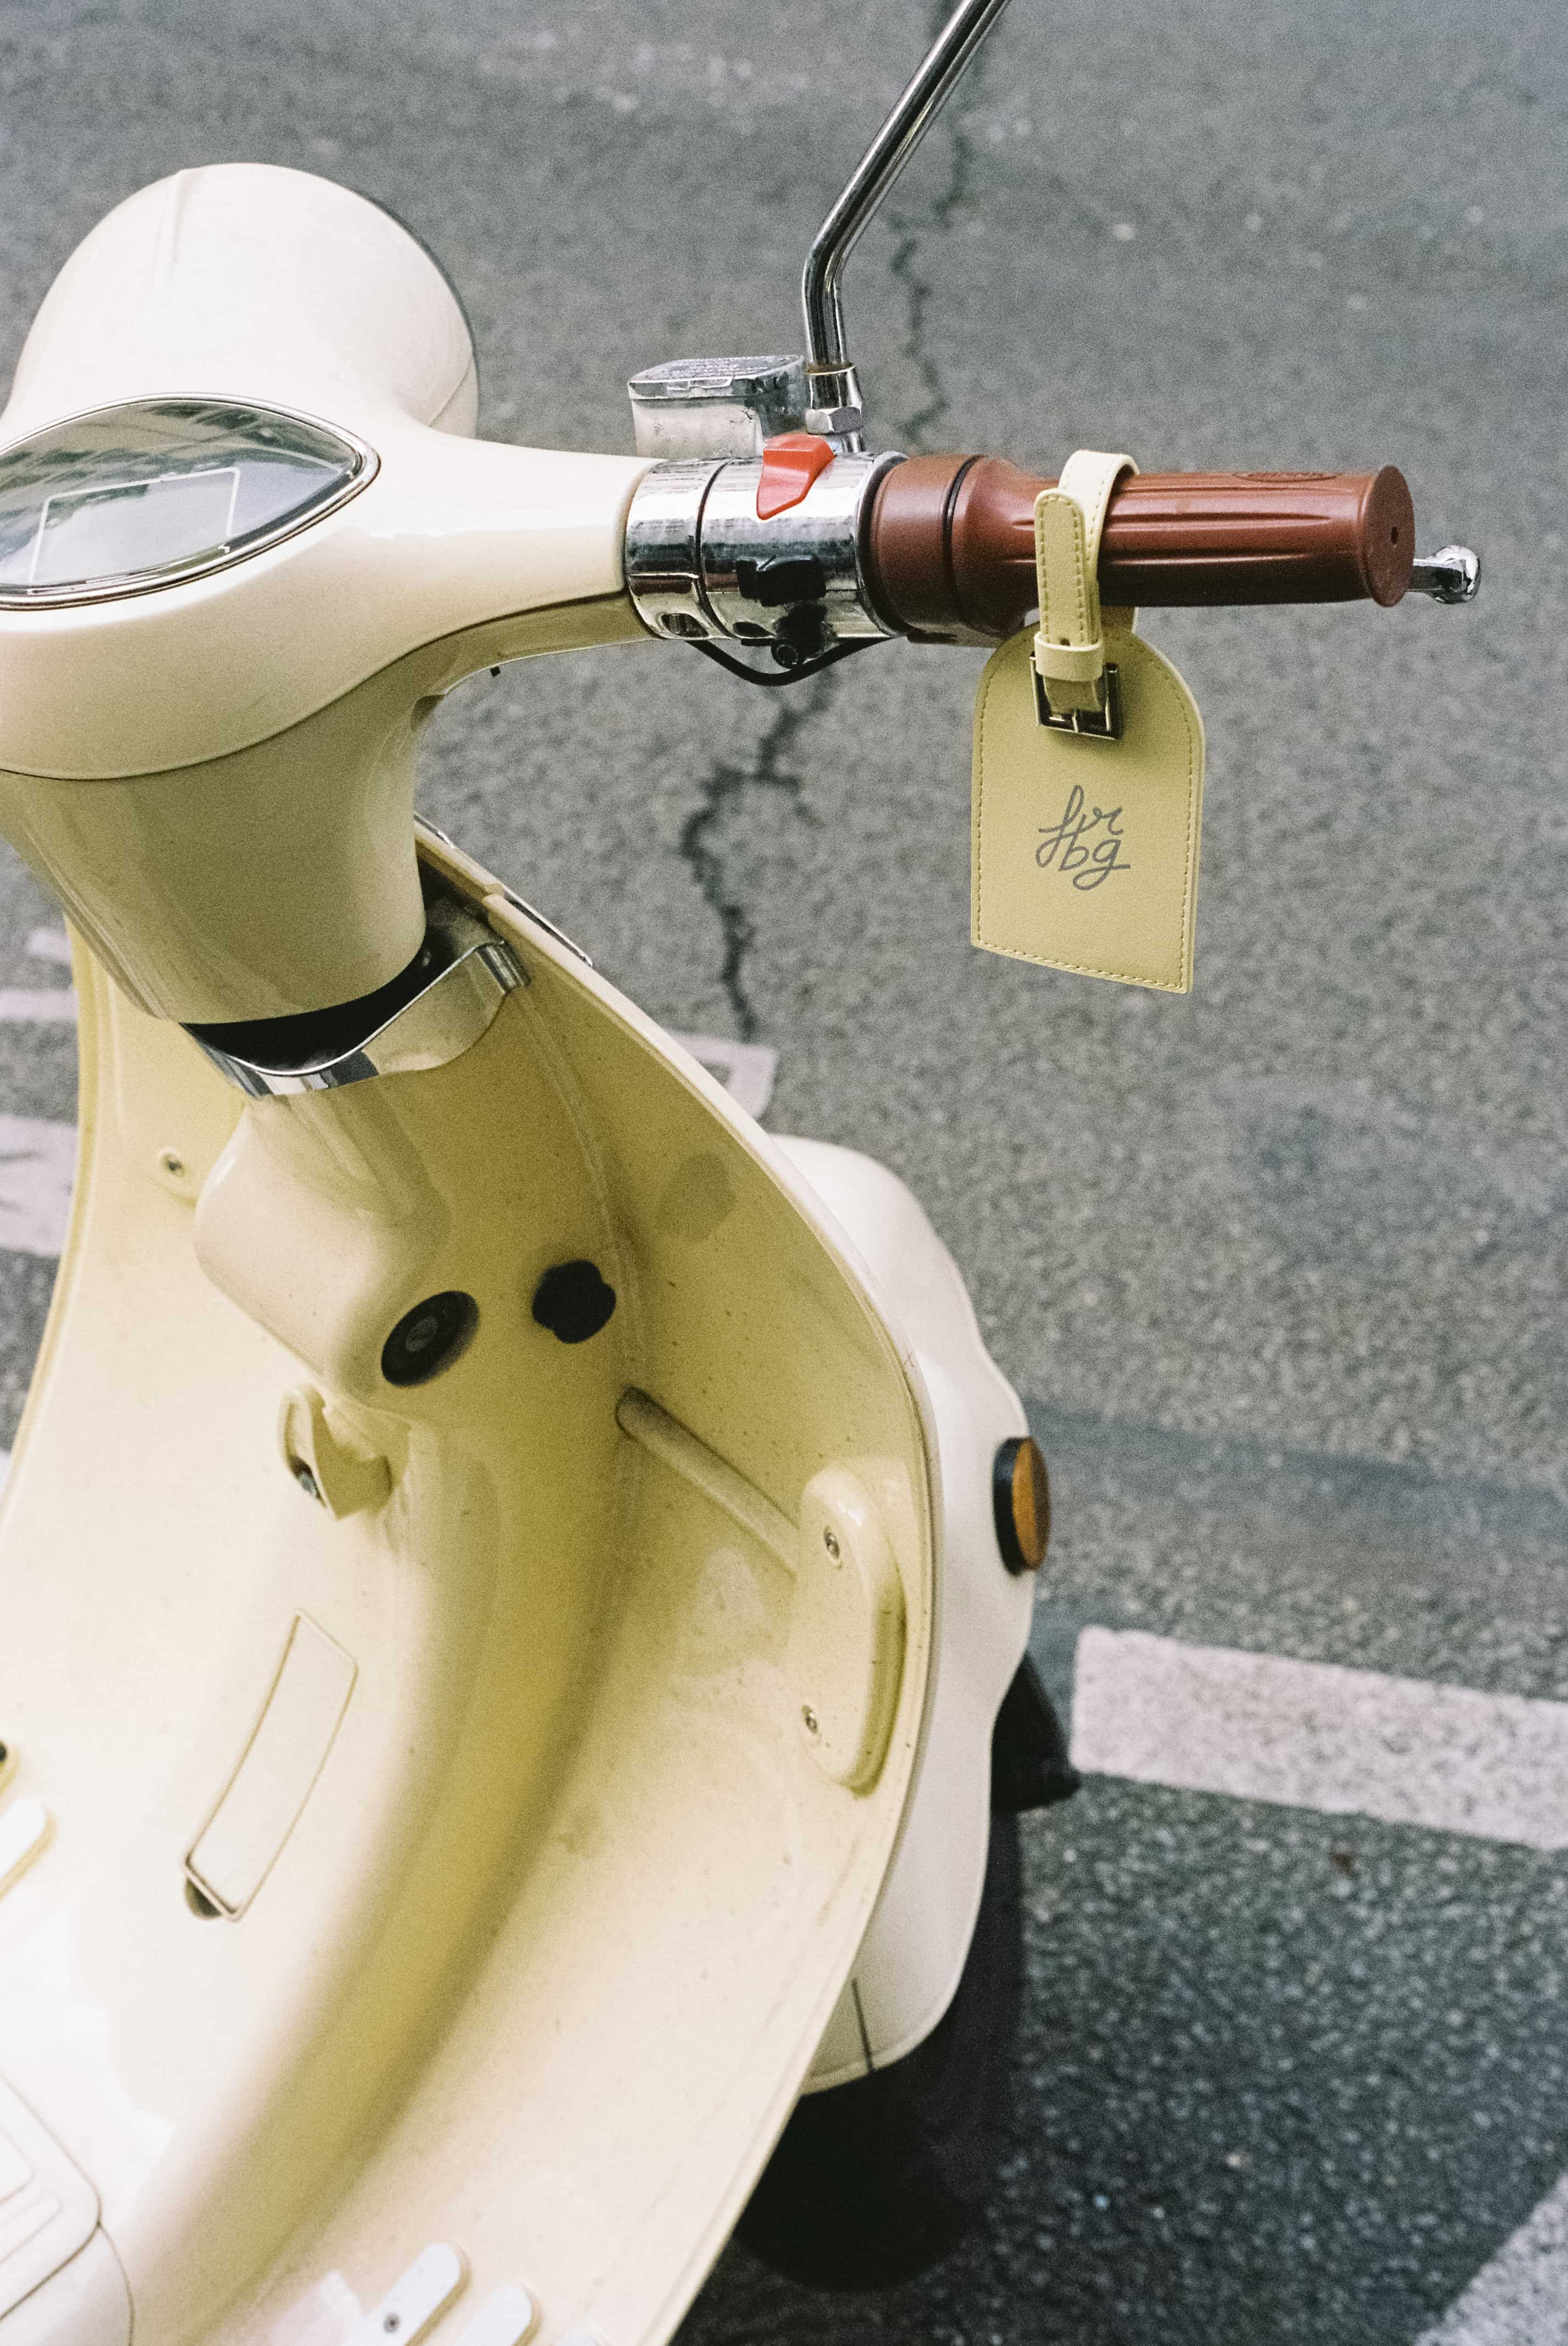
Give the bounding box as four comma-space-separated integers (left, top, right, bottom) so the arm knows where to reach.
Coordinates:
0, 1117, 75, 1258
1071, 1624, 1568, 1851
0, 989, 76, 1022
0, 926, 77, 1022
1417, 2171, 1568, 2343
670, 1033, 777, 1120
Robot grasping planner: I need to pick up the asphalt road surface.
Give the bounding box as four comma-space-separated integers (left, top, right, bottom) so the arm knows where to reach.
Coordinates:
0, 2, 1564, 2340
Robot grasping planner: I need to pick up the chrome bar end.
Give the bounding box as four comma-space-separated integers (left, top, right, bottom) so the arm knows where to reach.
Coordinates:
1409, 544, 1481, 604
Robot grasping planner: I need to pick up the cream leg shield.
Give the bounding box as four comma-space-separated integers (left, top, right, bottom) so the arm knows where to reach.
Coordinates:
0, 835, 937, 2346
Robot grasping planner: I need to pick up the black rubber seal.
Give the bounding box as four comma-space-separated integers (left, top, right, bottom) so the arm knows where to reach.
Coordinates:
381, 1290, 478, 1386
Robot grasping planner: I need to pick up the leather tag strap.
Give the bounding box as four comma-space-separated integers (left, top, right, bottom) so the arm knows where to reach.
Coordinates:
1033, 449, 1138, 716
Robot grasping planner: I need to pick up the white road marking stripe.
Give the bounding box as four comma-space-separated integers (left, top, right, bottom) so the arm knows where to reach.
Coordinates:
0, 930, 76, 1021
1417, 2172, 1568, 2343
1071, 1625, 1568, 1850
0, 989, 75, 1022
671, 1033, 777, 1120
0, 1116, 75, 1257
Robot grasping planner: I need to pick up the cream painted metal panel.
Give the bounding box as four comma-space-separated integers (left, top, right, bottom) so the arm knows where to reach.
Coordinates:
777, 1140, 1034, 2086
0, 2233, 132, 2346
186, 1618, 357, 1919
0, 166, 651, 781
0, 841, 937, 2346
0, 2083, 99, 2319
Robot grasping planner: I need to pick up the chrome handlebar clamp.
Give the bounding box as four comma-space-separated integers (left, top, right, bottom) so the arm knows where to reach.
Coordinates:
620, 459, 719, 643
624, 452, 903, 667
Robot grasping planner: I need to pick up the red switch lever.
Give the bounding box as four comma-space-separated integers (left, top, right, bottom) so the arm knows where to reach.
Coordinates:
756, 431, 835, 521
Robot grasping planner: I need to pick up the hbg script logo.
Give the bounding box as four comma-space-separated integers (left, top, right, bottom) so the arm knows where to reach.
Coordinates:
1036, 784, 1132, 890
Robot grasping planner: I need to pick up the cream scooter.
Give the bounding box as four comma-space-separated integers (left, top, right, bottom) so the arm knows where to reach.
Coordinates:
0, 7, 1477, 2344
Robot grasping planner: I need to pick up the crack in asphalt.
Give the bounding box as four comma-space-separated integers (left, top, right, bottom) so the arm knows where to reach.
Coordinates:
885, 0, 989, 449
677, 673, 832, 1042
679, 3, 993, 1036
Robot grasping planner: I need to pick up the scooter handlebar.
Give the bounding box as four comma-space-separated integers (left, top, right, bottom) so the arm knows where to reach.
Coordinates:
865, 454, 1417, 638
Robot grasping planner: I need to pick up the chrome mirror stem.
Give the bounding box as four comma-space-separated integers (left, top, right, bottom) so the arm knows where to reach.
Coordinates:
801, 0, 1016, 448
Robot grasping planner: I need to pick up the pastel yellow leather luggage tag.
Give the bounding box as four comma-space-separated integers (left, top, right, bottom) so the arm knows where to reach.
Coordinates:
971, 449, 1205, 992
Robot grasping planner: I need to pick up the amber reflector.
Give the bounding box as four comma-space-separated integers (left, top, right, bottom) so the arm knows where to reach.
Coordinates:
993, 1436, 1050, 1574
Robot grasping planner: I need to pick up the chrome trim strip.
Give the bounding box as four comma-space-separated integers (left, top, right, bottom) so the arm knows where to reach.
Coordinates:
625, 452, 901, 655
190, 893, 525, 1097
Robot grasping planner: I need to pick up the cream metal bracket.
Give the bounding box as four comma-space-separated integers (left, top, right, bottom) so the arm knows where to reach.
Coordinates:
616, 1389, 906, 1791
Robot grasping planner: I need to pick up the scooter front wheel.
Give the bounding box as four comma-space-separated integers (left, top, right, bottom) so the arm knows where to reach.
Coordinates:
734, 1808, 1024, 2291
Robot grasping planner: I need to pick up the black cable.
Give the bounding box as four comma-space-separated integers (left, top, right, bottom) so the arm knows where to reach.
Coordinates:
688, 636, 883, 690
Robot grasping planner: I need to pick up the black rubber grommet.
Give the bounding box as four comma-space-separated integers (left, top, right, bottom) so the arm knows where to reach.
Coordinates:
531, 1259, 616, 1344
381, 1290, 478, 1386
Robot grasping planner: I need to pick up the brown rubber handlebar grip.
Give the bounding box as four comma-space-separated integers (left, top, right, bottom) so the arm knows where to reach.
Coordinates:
864, 454, 1415, 640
